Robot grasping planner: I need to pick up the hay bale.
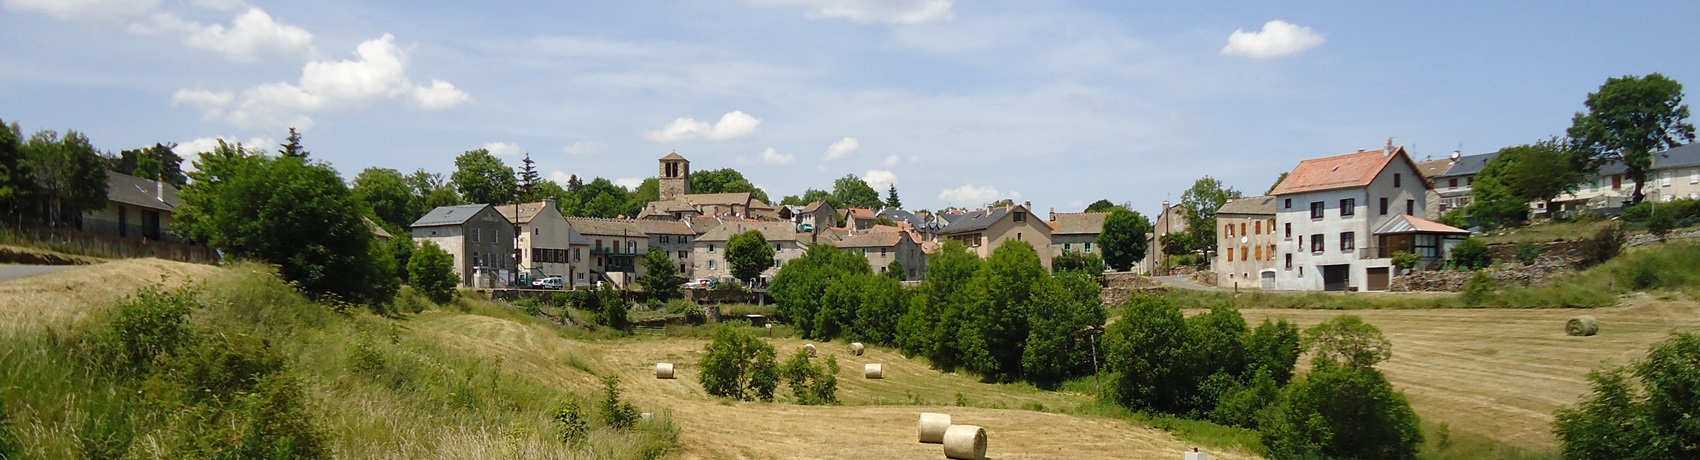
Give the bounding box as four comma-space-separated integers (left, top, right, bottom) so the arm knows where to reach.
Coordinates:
804, 343, 817, 357
943, 425, 987, 460
655, 362, 675, 379
918, 413, 951, 443
864, 363, 884, 379
1567, 316, 1600, 336
641, 412, 653, 421
849, 342, 865, 356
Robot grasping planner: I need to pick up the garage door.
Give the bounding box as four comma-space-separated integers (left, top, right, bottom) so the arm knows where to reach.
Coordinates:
1367, 267, 1390, 292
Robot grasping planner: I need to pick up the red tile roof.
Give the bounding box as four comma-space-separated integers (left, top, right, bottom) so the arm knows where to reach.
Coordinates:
1269, 147, 1423, 195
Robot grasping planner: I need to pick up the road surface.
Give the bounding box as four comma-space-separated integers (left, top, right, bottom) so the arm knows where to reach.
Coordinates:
0, 264, 77, 283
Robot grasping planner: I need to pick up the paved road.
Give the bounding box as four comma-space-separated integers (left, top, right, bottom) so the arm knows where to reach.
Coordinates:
0, 264, 77, 283
1149, 274, 1226, 291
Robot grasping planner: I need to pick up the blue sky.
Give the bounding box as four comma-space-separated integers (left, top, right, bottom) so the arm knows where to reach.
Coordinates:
4, 1, 1698, 215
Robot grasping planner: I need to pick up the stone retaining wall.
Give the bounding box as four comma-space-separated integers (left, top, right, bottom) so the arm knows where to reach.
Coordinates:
1390, 257, 1573, 292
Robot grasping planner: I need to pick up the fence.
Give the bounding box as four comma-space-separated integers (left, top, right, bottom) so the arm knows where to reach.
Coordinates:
4, 224, 220, 264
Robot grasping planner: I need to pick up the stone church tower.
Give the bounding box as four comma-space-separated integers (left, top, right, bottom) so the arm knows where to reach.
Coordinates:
659, 152, 690, 201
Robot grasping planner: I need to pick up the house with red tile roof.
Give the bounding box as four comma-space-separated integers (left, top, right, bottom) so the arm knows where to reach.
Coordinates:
1268, 146, 1468, 291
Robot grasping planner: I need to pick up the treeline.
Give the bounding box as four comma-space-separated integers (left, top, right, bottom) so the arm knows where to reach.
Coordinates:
0, 118, 191, 228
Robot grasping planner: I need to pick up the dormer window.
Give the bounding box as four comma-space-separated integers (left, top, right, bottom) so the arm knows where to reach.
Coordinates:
1014, 212, 1026, 222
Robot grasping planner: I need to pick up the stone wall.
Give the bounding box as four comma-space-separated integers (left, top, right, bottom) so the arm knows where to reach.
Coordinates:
1487, 240, 1593, 267
1101, 272, 1169, 306
1390, 257, 1573, 292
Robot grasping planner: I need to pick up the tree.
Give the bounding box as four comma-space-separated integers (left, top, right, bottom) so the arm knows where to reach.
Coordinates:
884, 184, 902, 209
690, 168, 770, 203
1245, 318, 1301, 385
698, 326, 780, 401
1500, 139, 1587, 212
1467, 154, 1529, 229
112, 143, 187, 186
885, 259, 905, 281
177, 147, 397, 307
958, 240, 1048, 382
1451, 237, 1493, 270
518, 153, 541, 201
1266, 172, 1290, 195
640, 246, 681, 301
1022, 274, 1106, 389
1180, 176, 1243, 254
896, 240, 981, 370
1303, 315, 1392, 369
1569, 73, 1696, 205
771, 244, 871, 339
450, 148, 517, 205
352, 167, 419, 230
1260, 362, 1423, 460
562, 177, 628, 218
780, 349, 840, 405
406, 169, 461, 211
0, 120, 28, 220
1099, 208, 1151, 271
780, 188, 832, 207
831, 174, 881, 209
1555, 332, 1700, 460
1105, 294, 1193, 414
278, 127, 309, 158
725, 230, 775, 283
1186, 303, 1250, 413
21, 130, 108, 226
388, 235, 415, 284
1083, 199, 1124, 213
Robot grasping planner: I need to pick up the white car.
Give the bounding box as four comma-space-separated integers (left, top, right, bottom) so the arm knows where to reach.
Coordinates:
534, 276, 565, 290
682, 278, 712, 289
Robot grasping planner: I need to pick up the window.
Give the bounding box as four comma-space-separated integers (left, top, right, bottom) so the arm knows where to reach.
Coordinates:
534, 227, 539, 235
1268, 244, 1275, 259
1310, 202, 1324, 219
1240, 223, 1247, 236
1299, 266, 1304, 278
1379, 198, 1389, 215
775, 243, 782, 252
1255, 221, 1262, 234
1228, 248, 1235, 262
1310, 234, 1324, 253
660, 235, 670, 244
1448, 178, 1458, 188
1406, 199, 1415, 216
1085, 242, 1093, 252
1226, 224, 1234, 238
1255, 245, 1263, 261
880, 248, 888, 256
1340, 199, 1356, 217
1064, 243, 1073, 252
1394, 173, 1402, 187
1284, 198, 1292, 209
677, 250, 687, 259
709, 244, 716, 252
1691, 170, 1698, 184
473, 228, 481, 243
1340, 232, 1355, 251
708, 260, 716, 269
1014, 212, 1026, 222
595, 239, 602, 249
1241, 246, 1248, 261
1285, 253, 1293, 270
1467, 176, 1474, 186
1284, 223, 1292, 238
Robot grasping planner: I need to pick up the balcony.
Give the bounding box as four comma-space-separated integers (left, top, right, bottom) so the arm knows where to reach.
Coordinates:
591, 247, 640, 257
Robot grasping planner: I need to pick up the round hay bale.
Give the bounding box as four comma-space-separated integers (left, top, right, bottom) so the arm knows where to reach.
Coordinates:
864, 363, 884, 379
804, 343, 817, 357
849, 342, 865, 356
918, 413, 951, 443
943, 425, 987, 460
655, 362, 675, 379
1567, 316, 1599, 336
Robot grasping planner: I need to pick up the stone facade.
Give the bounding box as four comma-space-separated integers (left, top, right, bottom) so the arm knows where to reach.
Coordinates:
659, 152, 691, 201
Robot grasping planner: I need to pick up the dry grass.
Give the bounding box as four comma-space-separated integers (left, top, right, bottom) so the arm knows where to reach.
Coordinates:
0, 258, 219, 335
1238, 297, 1700, 451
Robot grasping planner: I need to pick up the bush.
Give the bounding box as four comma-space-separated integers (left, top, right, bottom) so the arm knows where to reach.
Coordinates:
1051, 251, 1106, 274
1555, 332, 1700, 459
1629, 257, 1661, 290
1259, 363, 1423, 460
1391, 251, 1420, 271
1514, 242, 1544, 265
1104, 294, 1192, 414
1451, 238, 1493, 270
0, 400, 17, 459
1245, 318, 1301, 386
598, 376, 640, 430
1303, 315, 1391, 369
1578, 223, 1626, 267
408, 240, 459, 305
1462, 271, 1498, 306
107, 285, 198, 375
779, 350, 839, 405
1210, 368, 1279, 429
1649, 210, 1676, 240
1621, 201, 1653, 222
697, 326, 779, 401
517, 298, 543, 316
552, 400, 589, 445
666, 299, 707, 324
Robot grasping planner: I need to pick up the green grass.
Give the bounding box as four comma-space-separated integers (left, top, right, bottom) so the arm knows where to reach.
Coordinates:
1476, 220, 1614, 245
1418, 421, 1558, 460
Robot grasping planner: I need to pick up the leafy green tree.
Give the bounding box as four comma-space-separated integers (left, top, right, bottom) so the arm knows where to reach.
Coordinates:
388, 235, 415, 284
178, 145, 397, 306
771, 244, 870, 338
1022, 275, 1106, 389
885, 259, 905, 281
1186, 303, 1249, 412
779, 188, 832, 207
20, 129, 108, 226
698, 326, 779, 401
1180, 176, 1243, 255
1099, 208, 1151, 271
1501, 139, 1587, 212
831, 174, 881, 209
640, 246, 681, 301
561, 177, 628, 218
111, 143, 187, 186
1246, 318, 1301, 385
1304, 315, 1392, 369
0, 119, 26, 220
625, 177, 659, 216
725, 229, 775, 283
1451, 237, 1493, 270
1266, 172, 1290, 195
896, 240, 980, 370
1556, 332, 1700, 459
959, 240, 1048, 382
450, 148, 517, 205
780, 349, 839, 405
691, 168, 770, 203
1260, 362, 1423, 460
1105, 294, 1192, 414
352, 167, 420, 230
1467, 155, 1529, 229
1083, 199, 1122, 213
278, 127, 310, 159
1052, 250, 1106, 274
850, 274, 907, 345
1569, 73, 1696, 205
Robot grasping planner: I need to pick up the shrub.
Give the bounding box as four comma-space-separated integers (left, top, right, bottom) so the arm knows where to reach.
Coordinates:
1051, 251, 1106, 274
1245, 318, 1301, 386
1629, 257, 1661, 290
1621, 201, 1653, 222
1260, 363, 1423, 460
666, 299, 707, 324
598, 376, 640, 430
517, 298, 543, 316
1451, 238, 1493, 270
1649, 210, 1676, 241
1579, 222, 1626, 267
0, 400, 18, 459
1514, 242, 1544, 265
408, 240, 459, 305
697, 326, 779, 401
1210, 368, 1279, 429
1302, 315, 1391, 369
552, 399, 589, 445
107, 285, 198, 375
1555, 332, 1700, 459
1391, 251, 1420, 271
1104, 294, 1192, 414
779, 350, 839, 405
1462, 271, 1498, 306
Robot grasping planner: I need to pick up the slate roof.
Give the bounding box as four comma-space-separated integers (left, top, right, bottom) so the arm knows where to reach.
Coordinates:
1415, 158, 1455, 179
105, 171, 179, 212
1373, 214, 1470, 235
563, 217, 645, 237
939, 207, 1009, 235
1433, 152, 1499, 179
1048, 212, 1108, 235
634, 219, 694, 235
567, 226, 590, 245
412, 204, 496, 227
1270, 147, 1423, 196
1217, 196, 1278, 216
687, 216, 722, 235
878, 209, 924, 228
364, 217, 391, 239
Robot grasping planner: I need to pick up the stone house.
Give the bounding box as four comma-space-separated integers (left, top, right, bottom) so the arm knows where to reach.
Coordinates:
82, 171, 180, 242
691, 221, 808, 283
1269, 147, 1468, 292
411, 204, 517, 288
1428, 151, 1498, 219
635, 218, 696, 278
1213, 196, 1278, 289
842, 207, 877, 230
797, 200, 836, 232
565, 217, 648, 289
835, 230, 928, 280
1138, 201, 1188, 275
1048, 210, 1107, 257
497, 198, 587, 285
937, 202, 1054, 270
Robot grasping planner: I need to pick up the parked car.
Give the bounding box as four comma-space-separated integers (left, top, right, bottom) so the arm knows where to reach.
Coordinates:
534, 276, 565, 290
682, 278, 712, 289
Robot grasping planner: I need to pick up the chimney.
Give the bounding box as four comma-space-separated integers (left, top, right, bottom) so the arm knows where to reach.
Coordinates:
155, 180, 164, 202
1023, 201, 1031, 211
1049, 207, 1056, 221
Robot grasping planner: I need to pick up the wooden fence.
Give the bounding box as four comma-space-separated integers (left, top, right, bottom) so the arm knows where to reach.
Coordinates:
4, 224, 220, 264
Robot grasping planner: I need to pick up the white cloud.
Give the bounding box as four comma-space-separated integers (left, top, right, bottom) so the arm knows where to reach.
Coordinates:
863, 170, 897, 191
759, 147, 794, 165
822, 137, 859, 161
484, 142, 521, 155
179, 8, 314, 62
646, 111, 761, 141
1221, 20, 1325, 59
172, 135, 273, 159
756, 0, 954, 24
614, 178, 644, 190
189, 0, 245, 11
882, 155, 902, 167
937, 184, 1010, 206
177, 34, 472, 131
549, 170, 573, 183
563, 141, 605, 155
3, 0, 160, 23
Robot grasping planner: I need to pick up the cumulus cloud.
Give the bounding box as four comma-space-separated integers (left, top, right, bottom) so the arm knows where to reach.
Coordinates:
484, 142, 521, 155
1221, 20, 1325, 59
758, 147, 795, 165
647, 111, 761, 141
169, 8, 314, 62
756, 0, 954, 24
3, 0, 161, 23
550, 170, 573, 183
172, 135, 273, 159
175, 34, 472, 131
882, 155, 902, 167
563, 141, 605, 155
937, 184, 1013, 206
614, 178, 645, 190
822, 137, 859, 161
863, 170, 897, 191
